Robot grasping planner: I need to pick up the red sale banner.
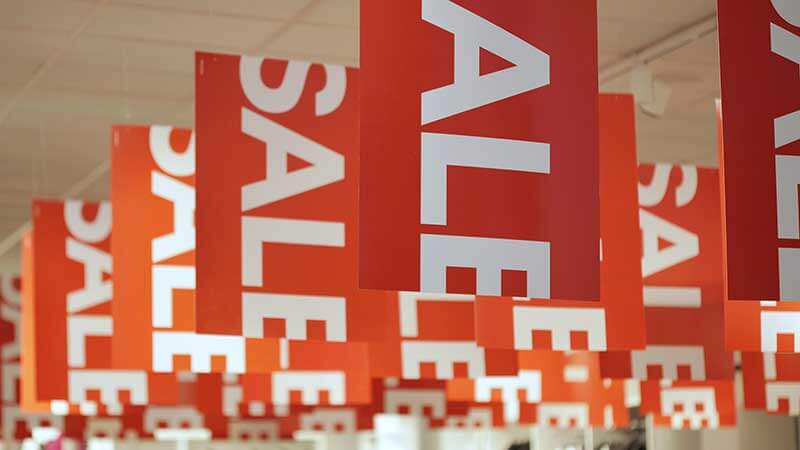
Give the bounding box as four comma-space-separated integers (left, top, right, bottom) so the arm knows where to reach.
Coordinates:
601, 165, 735, 381
474, 94, 644, 352
23, 200, 178, 416
195, 51, 395, 345
717, 0, 800, 301
640, 380, 736, 429
720, 101, 800, 354
359, 0, 600, 299
742, 352, 800, 415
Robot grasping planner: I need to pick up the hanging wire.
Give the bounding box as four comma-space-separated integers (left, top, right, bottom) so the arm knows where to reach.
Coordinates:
35, 122, 46, 197
122, 48, 132, 120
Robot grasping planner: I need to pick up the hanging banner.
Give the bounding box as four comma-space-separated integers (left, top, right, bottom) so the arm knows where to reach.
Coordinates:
111, 125, 198, 370
372, 379, 505, 429
523, 351, 628, 429
718, 102, 800, 353
23, 200, 178, 415
367, 292, 518, 380
447, 351, 628, 429
197, 373, 378, 439
601, 164, 735, 380
717, 0, 800, 301
359, 0, 601, 298
474, 94, 644, 352
2, 270, 62, 440
726, 300, 800, 352
110, 122, 250, 373
112, 123, 376, 380
195, 51, 396, 345
742, 352, 800, 415
235, 342, 372, 407
640, 380, 736, 429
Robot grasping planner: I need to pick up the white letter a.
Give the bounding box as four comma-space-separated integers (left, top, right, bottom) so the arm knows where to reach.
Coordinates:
421, 0, 550, 125
240, 108, 344, 212
640, 210, 699, 278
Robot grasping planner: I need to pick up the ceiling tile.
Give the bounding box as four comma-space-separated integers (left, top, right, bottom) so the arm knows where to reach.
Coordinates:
4, 88, 191, 132
87, 3, 283, 50
208, 0, 314, 19
0, 0, 96, 33
0, 28, 63, 62
598, 18, 678, 55
67, 34, 199, 75
38, 60, 194, 101
266, 23, 357, 65
104, 0, 314, 20
303, 0, 357, 27
0, 61, 39, 85
599, 0, 716, 27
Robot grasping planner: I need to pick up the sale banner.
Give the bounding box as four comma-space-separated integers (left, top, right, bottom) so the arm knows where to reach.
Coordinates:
640, 380, 736, 429
57, 407, 293, 441
519, 351, 628, 429
359, 0, 601, 299
199, 373, 378, 438
195, 51, 396, 347
742, 352, 800, 415
726, 300, 800, 353
1, 270, 62, 440
601, 164, 735, 381
111, 124, 198, 370
111, 123, 376, 379
720, 101, 800, 353
474, 94, 645, 352
367, 291, 518, 380
543, 352, 628, 429
23, 200, 180, 416
717, 0, 800, 301
371, 378, 500, 429
111, 123, 252, 374
447, 351, 628, 429
146, 373, 305, 440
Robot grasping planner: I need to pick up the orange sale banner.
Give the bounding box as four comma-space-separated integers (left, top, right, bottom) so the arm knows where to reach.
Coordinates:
359, 0, 600, 298
370, 379, 506, 429
111, 123, 375, 384
23, 200, 179, 416
447, 351, 629, 429
726, 300, 800, 353
640, 380, 736, 429
742, 352, 800, 416
601, 165, 735, 381
111, 125, 198, 371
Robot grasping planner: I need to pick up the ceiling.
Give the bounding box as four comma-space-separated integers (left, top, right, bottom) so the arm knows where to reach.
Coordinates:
0, 0, 720, 268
